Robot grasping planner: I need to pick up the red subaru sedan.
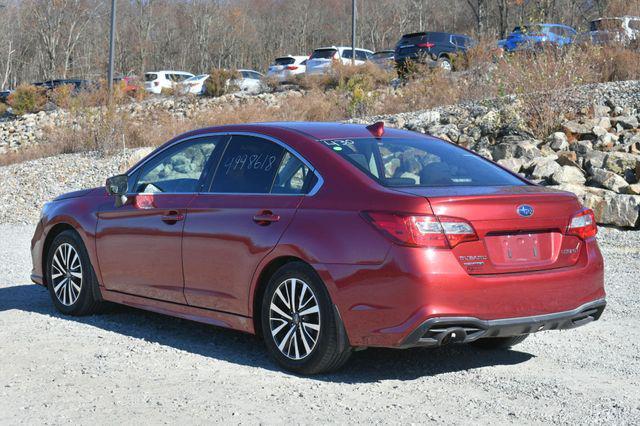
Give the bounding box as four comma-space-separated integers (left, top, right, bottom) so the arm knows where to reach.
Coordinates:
31, 122, 606, 374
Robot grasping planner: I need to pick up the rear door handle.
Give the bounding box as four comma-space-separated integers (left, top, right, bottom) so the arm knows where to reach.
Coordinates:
161, 210, 184, 224
253, 210, 280, 226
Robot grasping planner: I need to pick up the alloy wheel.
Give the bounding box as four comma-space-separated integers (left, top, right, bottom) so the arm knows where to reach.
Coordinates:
269, 278, 321, 360
51, 243, 83, 306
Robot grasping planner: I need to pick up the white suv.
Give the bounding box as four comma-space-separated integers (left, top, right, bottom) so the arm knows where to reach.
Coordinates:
305, 46, 373, 75
144, 71, 195, 94
266, 56, 308, 82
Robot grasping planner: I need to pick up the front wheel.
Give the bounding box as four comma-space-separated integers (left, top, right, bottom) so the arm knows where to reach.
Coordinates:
437, 57, 452, 71
46, 230, 101, 316
471, 334, 529, 350
261, 262, 351, 374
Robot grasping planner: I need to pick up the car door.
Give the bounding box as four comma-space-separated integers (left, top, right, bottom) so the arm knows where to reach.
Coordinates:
96, 136, 226, 303
182, 134, 318, 315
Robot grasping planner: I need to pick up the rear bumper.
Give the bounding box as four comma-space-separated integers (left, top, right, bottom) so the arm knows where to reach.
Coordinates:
399, 298, 606, 348
325, 237, 605, 348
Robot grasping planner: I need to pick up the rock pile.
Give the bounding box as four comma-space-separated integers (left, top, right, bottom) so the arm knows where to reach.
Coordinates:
0, 90, 301, 154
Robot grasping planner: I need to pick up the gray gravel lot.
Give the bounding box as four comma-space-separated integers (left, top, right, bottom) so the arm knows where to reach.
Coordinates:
1, 224, 639, 424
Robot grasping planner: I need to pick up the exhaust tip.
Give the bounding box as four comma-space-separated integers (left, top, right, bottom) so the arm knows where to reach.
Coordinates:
436, 328, 468, 346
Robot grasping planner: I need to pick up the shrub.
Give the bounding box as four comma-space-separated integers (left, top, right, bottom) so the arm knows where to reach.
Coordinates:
204, 69, 240, 97
49, 84, 75, 109
7, 84, 47, 115
0, 102, 8, 115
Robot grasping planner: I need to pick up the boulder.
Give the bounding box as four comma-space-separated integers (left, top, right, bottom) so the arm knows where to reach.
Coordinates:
531, 158, 562, 180
562, 120, 593, 138
624, 183, 640, 195
603, 152, 640, 177
571, 140, 593, 156
490, 142, 516, 161
602, 194, 640, 227
611, 115, 639, 130
556, 151, 581, 168
547, 132, 569, 151
497, 158, 523, 173
589, 167, 629, 193
551, 165, 586, 185
583, 150, 607, 170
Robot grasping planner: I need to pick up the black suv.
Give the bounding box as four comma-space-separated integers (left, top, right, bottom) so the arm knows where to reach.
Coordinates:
394, 31, 475, 72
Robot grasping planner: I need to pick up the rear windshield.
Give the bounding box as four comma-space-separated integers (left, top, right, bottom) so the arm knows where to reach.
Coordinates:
320, 137, 525, 187
144, 73, 158, 82
310, 49, 337, 59
274, 57, 295, 65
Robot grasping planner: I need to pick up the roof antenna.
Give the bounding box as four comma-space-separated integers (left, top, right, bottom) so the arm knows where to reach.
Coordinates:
366, 121, 384, 138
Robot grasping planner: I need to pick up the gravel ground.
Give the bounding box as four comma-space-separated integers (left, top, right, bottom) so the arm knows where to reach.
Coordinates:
0, 150, 146, 224
0, 224, 638, 424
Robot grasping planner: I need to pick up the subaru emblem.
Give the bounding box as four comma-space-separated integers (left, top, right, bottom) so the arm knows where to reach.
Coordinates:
517, 204, 534, 217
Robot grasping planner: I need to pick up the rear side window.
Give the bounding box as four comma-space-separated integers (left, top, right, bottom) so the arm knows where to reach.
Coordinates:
145, 73, 158, 82
320, 137, 525, 188
310, 49, 337, 59
272, 152, 311, 194
274, 57, 295, 66
342, 49, 353, 59
211, 136, 285, 193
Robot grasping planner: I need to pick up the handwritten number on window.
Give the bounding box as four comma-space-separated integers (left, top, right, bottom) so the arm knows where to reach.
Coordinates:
224, 153, 277, 175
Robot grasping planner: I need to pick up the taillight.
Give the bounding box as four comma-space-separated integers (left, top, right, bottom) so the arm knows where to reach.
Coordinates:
416, 42, 435, 48
286, 65, 298, 70
362, 212, 478, 249
567, 209, 597, 239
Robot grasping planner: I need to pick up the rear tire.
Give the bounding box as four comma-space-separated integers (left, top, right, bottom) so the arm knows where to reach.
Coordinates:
45, 230, 101, 316
471, 334, 529, 350
261, 262, 351, 374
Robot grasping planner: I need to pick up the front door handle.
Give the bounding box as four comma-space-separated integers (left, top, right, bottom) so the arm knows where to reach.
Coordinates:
253, 210, 280, 226
161, 211, 184, 224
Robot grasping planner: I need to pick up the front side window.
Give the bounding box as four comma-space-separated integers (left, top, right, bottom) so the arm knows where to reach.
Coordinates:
342, 49, 354, 59
135, 138, 219, 193
320, 137, 525, 188
211, 136, 285, 193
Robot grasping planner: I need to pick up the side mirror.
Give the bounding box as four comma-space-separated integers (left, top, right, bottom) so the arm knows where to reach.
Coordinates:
106, 174, 128, 196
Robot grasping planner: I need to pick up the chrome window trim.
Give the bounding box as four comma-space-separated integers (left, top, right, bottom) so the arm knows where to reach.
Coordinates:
127, 131, 324, 197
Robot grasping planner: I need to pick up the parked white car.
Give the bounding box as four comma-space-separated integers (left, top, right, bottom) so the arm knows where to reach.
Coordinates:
266, 55, 308, 82
177, 74, 210, 95
305, 46, 373, 75
234, 69, 265, 93
144, 71, 195, 94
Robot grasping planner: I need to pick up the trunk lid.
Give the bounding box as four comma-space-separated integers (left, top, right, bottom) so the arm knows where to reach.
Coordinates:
397, 185, 585, 275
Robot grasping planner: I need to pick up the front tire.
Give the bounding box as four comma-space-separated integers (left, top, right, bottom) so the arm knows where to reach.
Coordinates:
46, 230, 101, 316
261, 262, 351, 374
437, 56, 452, 71
471, 334, 529, 350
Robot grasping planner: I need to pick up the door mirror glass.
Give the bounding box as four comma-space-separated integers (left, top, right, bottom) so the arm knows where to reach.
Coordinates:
106, 174, 129, 196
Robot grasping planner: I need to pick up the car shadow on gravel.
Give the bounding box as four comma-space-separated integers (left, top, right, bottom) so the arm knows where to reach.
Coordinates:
1, 284, 534, 382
